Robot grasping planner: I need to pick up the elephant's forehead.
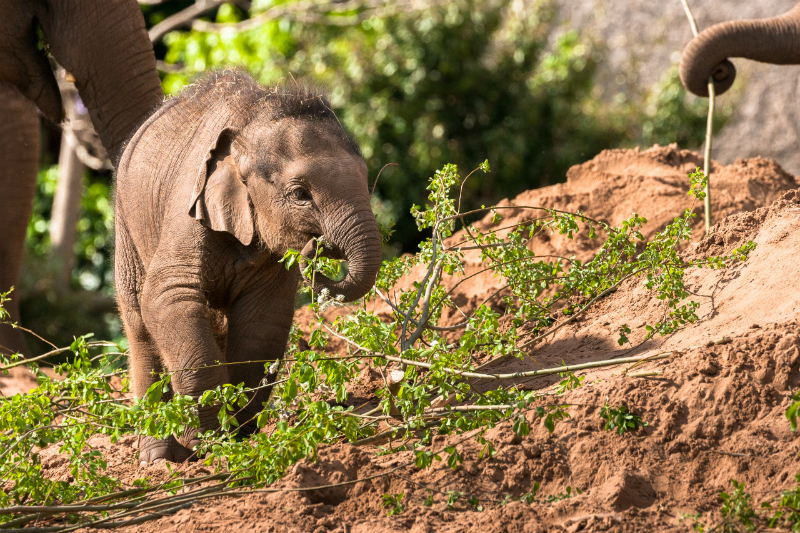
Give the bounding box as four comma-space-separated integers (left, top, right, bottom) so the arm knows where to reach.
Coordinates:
280, 152, 368, 181
246, 117, 356, 158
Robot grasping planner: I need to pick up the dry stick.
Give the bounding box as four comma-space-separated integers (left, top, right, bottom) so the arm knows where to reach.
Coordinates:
710, 450, 750, 458
29, 435, 444, 529
13, 501, 198, 533
0, 341, 117, 372
148, 0, 227, 43
37, 480, 244, 533
680, 0, 716, 234
627, 370, 662, 378
382, 351, 675, 381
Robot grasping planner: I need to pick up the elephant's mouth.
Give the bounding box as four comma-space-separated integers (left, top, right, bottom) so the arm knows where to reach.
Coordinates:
300, 235, 345, 261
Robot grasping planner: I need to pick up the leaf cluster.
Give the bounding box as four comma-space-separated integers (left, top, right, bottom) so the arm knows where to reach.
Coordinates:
599, 403, 648, 435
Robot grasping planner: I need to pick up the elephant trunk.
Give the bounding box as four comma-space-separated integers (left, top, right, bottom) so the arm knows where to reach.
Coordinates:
39, 0, 164, 165
680, 3, 800, 97
304, 206, 382, 303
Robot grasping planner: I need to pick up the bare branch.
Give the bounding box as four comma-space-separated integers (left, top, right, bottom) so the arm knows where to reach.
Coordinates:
149, 0, 227, 43
375, 287, 468, 332
156, 60, 185, 73
191, 0, 412, 33
381, 351, 675, 381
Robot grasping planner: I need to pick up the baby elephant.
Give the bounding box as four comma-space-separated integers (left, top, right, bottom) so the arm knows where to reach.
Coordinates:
115, 70, 382, 463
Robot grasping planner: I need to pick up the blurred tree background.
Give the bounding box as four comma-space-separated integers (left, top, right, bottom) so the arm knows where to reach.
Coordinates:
20, 0, 728, 352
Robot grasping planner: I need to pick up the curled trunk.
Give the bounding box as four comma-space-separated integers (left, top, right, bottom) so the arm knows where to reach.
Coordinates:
680, 3, 800, 97
303, 208, 382, 303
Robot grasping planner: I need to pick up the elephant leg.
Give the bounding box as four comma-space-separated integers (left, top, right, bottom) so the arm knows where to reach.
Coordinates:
0, 84, 40, 357
138, 256, 229, 458
116, 223, 194, 464
226, 268, 300, 436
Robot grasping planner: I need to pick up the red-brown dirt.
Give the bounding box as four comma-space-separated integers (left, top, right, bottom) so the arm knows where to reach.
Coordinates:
5, 145, 800, 532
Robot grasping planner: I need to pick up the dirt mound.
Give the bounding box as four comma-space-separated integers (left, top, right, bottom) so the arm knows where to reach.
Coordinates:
97, 323, 799, 533
8, 147, 800, 532
337, 144, 797, 329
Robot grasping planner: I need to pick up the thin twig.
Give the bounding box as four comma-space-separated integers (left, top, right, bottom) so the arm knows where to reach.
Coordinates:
371, 163, 398, 200
0, 341, 117, 371
148, 0, 227, 43
191, 0, 412, 33
375, 288, 468, 331
709, 450, 751, 458
518, 269, 644, 349
679, 0, 715, 233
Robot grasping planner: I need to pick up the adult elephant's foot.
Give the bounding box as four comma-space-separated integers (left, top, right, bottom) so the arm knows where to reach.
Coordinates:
138, 435, 197, 465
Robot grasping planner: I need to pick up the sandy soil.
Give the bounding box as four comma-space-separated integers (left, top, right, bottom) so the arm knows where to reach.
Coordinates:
6, 145, 800, 532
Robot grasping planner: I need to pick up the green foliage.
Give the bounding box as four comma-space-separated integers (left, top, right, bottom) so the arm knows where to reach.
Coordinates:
719, 480, 757, 532
21, 165, 121, 353
544, 486, 581, 503
0, 336, 196, 509
678, 512, 708, 532
0, 161, 757, 524
446, 490, 462, 509
25, 165, 115, 293
787, 390, 800, 432
466, 494, 484, 511
156, 1, 716, 251
520, 481, 541, 504
554, 371, 584, 395
381, 492, 404, 516
599, 403, 648, 435
762, 472, 800, 531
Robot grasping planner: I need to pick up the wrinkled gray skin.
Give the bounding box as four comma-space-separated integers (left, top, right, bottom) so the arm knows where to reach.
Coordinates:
116, 71, 382, 463
0, 0, 163, 355
680, 2, 800, 97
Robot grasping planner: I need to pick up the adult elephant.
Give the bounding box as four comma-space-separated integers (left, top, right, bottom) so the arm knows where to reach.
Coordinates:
680, 2, 800, 97
0, 0, 163, 355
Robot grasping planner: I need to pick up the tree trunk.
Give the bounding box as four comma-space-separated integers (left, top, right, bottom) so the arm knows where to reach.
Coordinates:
50, 87, 85, 292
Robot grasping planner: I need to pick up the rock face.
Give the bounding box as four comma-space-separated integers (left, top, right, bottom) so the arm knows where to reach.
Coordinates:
554, 0, 800, 174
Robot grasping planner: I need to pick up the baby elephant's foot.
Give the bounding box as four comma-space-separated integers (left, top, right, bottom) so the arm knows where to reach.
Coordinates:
138, 435, 197, 465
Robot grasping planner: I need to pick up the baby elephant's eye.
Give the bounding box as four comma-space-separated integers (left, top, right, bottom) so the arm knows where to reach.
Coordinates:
292, 187, 311, 202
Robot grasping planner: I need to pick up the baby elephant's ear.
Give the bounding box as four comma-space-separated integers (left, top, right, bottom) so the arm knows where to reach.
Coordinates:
188, 128, 254, 246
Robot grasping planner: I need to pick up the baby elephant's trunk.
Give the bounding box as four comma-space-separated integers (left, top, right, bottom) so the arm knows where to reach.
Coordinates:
303, 206, 382, 303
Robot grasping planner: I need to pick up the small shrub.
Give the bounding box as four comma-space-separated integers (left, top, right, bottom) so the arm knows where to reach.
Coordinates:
719, 480, 756, 532
787, 390, 800, 432
599, 403, 648, 434
381, 492, 405, 516
520, 481, 541, 504
554, 371, 584, 395
762, 472, 800, 531
545, 486, 582, 503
